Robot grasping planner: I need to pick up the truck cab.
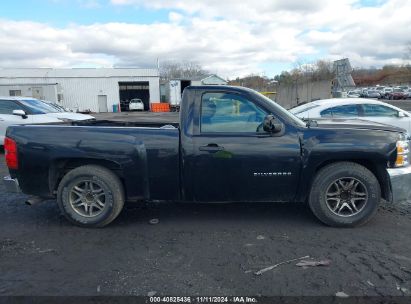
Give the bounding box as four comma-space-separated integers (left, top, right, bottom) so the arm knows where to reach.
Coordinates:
180, 86, 304, 203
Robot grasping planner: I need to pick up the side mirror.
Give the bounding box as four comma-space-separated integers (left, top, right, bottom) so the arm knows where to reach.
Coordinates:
13, 109, 28, 119
263, 114, 283, 133
398, 112, 406, 118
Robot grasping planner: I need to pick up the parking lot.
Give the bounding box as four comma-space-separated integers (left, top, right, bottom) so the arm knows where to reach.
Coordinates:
387, 100, 411, 112
1, 101, 411, 297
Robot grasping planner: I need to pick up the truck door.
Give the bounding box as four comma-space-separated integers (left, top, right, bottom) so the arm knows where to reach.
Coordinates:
188, 91, 301, 202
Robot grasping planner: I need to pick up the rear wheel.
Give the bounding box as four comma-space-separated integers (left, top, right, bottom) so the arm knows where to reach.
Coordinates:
57, 165, 125, 227
309, 162, 380, 227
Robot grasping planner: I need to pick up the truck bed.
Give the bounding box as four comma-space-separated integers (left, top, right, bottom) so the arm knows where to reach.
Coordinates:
6, 123, 181, 201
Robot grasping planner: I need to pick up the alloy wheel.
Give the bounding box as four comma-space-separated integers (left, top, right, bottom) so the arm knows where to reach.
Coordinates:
69, 180, 106, 217
325, 177, 368, 217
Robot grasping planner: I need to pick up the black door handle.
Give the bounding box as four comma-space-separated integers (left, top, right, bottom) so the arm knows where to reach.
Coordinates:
199, 144, 224, 152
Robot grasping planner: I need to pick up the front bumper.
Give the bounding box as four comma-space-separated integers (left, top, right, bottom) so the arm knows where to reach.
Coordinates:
3, 176, 21, 193
387, 166, 411, 203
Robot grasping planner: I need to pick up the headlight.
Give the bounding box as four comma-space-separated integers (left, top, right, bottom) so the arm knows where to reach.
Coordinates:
395, 140, 409, 167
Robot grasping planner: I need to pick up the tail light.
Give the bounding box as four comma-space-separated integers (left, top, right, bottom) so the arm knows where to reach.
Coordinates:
4, 137, 18, 170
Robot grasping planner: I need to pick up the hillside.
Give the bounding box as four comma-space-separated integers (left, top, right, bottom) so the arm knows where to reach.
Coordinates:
352, 65, 411, 86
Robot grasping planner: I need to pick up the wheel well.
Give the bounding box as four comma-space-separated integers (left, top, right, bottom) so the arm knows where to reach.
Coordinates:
314, 159, 391, 202
50, 158, 125, 194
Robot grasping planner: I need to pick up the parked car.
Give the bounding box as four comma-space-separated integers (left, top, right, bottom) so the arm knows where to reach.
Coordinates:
365, 90, 381, 99
359, 88, 369, 97
37, 99, 94, 121
396, 86, 409, 92
128, 98, 144, 111
3, 86, 411, 228
347, 91, 361, 98
381, 87, 394, 99
375, 86, 385, 94
42, 100, 71, 112
0, 97, 95, 143
290, 98, 411, 133
386, 88, 407, 100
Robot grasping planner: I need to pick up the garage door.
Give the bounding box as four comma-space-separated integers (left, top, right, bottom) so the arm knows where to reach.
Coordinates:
119, 82, 150, 111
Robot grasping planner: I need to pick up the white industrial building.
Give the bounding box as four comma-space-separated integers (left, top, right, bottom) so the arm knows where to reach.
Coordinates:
0, 68, 160, 112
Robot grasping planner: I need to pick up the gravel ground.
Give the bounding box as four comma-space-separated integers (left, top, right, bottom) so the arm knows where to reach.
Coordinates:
0, 153, 411, 297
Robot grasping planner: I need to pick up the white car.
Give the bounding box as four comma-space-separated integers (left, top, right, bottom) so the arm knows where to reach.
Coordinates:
40, 100, 94, 121
129, 99, 144, 111
347, 91, 360, 98
396, 86, 409, 92
0, 97, 94, 144
290, 98, 411, 134
42, 100, 72, 112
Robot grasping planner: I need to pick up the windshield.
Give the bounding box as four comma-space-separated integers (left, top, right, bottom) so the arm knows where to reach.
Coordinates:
19, 99, 59, 114
253, 91, 306, 127
291, 104, 321, 115
42, 100, 66, 112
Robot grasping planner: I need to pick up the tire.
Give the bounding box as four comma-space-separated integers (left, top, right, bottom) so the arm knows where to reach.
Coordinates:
57, 165, 125, 227
308, 162, 380, 227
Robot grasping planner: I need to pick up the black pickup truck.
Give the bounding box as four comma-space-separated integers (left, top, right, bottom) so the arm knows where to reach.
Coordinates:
3, 86, 411, 227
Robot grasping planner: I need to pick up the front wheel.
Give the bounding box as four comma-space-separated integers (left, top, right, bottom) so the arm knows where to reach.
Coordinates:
57, 165, 125, 227
309, 162, 380, 227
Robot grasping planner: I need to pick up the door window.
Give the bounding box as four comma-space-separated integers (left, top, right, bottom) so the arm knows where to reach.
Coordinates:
200, 92, 267, 133
0, 100, 24, 114
362, 104, 399, 117
320, 105, 359, 117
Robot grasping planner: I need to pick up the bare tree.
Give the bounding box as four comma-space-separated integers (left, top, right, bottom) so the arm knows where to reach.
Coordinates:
160, 60, 208, 81
312, 60, 334, 81
274, 59, 334, 84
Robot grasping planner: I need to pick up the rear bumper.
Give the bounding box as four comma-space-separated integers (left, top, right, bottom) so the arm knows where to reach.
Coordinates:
3, 176, 21, 193
387, 166, 411, 203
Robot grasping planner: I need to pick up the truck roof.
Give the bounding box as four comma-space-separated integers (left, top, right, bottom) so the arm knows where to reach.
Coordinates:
185, 85, 256, 94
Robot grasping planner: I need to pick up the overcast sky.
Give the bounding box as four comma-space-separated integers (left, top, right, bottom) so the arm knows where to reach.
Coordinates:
0, 0, 410, 78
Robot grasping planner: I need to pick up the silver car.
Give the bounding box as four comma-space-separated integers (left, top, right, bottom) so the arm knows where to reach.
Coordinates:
290, 98, 411, 133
